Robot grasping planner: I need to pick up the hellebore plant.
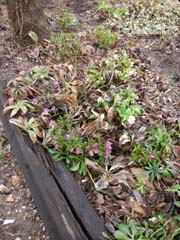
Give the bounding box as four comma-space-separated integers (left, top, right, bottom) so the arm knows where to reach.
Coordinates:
48, 117, 112, 175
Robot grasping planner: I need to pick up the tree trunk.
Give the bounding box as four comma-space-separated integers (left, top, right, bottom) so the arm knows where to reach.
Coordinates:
6, 0, 50, 43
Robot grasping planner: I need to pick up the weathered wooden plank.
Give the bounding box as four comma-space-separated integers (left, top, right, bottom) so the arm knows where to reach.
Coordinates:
0, 97, 88, 240
0, 80, 109, 240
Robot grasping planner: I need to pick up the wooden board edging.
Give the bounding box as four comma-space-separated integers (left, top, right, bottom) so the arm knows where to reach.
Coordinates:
0, 82, 109, 240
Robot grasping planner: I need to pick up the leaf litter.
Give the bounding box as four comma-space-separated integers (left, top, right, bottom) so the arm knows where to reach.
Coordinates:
2, 0, 180, 238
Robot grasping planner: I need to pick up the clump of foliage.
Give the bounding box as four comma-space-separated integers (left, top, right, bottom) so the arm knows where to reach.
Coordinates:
98, 88, 141, 126
58, 12, 78, 31
95, 26, 118, 49
48, 116, 112, 175
114, 214, 180, 240
29, 66, 50, 82
9, 117, 42, 143
136, 178, 149, 194
131, 126, 175, 181
88, 68, 105, 87
88, 56, 135, 87
97, 0, 112, 16
48, 33, 81, 61
131, 127, 173, 165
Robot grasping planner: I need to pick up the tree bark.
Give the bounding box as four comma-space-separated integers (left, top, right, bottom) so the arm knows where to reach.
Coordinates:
6, 0, 50, 43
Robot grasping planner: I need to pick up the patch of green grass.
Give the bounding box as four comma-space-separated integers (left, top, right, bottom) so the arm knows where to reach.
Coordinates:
97, 0, 112, 15
95, 26, 118, 49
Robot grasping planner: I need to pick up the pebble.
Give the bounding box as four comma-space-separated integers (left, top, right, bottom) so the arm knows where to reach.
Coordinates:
6, 194, 15, 203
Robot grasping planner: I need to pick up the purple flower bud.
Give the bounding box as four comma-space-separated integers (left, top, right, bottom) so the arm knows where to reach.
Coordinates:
32, 98, 39, 105
76, 127, 82, 134
150, 154, 156, 160
76, 147, 83, 155
53, 81, 59, 88
86, 145, 90, 150
54, 93, 59, 97
43, 108, 50, 114
49, 119, 56, 126
89, 150, 94, 157
105, 140, 112, 150
69, 148, 74, 153
54, 144, 59, 149
104, 149, 111, 159
66, 134, 71, 141
94, 147, 99, 154
93, 143, 98, 149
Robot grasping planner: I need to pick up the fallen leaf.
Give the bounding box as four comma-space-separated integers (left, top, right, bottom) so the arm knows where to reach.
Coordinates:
0, 184, 11, 194
109, 170, 136, 189
173, 146, 180, 161
11, 175, 20, 188
85, 158, 104, 173
119, 132, 130, 145
95, 177, 109, 191
110, 156, 129, 171
130, 198, 148, 216
131, 167, 154, 189
55, 93, 78, 108
106, 107, 114, 121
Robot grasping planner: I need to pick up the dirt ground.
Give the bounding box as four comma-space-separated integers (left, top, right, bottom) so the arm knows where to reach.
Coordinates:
0, 1, 49, 240
0, 0, 180, 239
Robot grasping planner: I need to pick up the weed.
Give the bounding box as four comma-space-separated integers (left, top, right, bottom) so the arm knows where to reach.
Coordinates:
50, 33, 80, 61
88, 69, 105, 87
97, 0, 112, 15
114, 89, 141, 126
30, 66, 49, 81
58, 12, 78, 31
131, 127, 173, 165
114, 219, 148, 240
98, 88, 141, 126
3, 100, 34, 117
145, 161, 164, 182
114, 214, 180, 240
136, 178, 148, 194
95, 26, 117, 49
105, 57, 135, 82
113, 7, 127, 18
10, 117, 42, 143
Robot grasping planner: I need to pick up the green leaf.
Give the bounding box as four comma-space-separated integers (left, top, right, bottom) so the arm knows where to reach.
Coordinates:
174, 201, 180, 208
70, 162, 80, 172
28, 31, 39, 44
114, 230, 130, 240
28, 130, 37, 143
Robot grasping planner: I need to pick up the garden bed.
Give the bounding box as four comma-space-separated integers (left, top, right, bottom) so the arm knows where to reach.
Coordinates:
1, 0, 180, 239
0, 80, 108, 240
